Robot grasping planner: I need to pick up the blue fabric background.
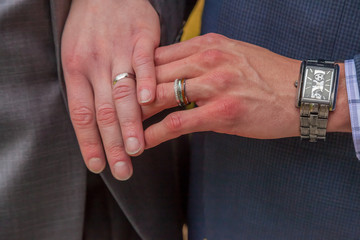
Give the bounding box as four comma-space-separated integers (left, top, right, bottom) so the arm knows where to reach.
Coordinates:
189, 1, 360, 239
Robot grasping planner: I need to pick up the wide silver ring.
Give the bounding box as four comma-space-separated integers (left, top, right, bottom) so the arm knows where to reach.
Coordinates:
174, 78, 190, 107
113, 73, 136, 86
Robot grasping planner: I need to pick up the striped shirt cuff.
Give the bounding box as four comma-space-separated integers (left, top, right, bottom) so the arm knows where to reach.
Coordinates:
345, 59, 360, 160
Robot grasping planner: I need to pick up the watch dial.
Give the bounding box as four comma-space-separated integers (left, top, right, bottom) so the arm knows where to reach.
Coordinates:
302, 66, 334, 101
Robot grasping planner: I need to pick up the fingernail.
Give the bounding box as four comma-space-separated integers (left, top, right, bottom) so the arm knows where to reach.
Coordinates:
125, 137, 142, 155
114, 161, 132, 181
140, 89, 151, 103
88, 158, 105, 174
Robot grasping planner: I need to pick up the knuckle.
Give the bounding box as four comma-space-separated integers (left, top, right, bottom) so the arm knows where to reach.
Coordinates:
112, 83, 134, 101
209, 71, 235, 88
216, 100, 238, 121
145, 127, 155, 143
96, 104, 117, 127
156, 84, 167, 104
81, 140, 100, 155
62, 45, 104, 75
80, 140, 104, 161
154, 48, 162, 63
200, 49, 225, 66
89, 49, 101, 62
133, 48, 153, 69
164, 112, 182, 132
144, 126, 160, 148
70, 106, 94, 128
62, 53, 84, 75
119, 119, 138, 137
106, 143, 126, 160
137, 76, 154, 85
202, 33, 224, 45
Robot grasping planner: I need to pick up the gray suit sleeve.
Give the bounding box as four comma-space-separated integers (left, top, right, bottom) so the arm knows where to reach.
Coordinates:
148, 0, 196, 45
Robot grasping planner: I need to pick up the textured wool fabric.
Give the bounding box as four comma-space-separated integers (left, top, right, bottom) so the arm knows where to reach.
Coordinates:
189, 0, 360, 239
0, 0, 194, 239
0, 1, 86, 239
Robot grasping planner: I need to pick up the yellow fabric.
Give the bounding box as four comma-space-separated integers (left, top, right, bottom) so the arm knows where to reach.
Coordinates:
181, 0, 205, 41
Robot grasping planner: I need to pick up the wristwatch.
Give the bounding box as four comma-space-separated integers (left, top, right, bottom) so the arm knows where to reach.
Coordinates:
295, 60, 339, 142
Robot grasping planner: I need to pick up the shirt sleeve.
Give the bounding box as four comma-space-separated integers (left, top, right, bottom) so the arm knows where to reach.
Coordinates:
345, 59, 360, 160
355, 54, 360, 94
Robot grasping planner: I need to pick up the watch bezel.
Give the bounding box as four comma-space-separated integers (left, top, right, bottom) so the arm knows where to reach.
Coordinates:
296, 60, 339, 111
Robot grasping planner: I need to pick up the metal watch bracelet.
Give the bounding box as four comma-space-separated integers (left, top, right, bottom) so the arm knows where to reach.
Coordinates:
300, 102, 329, 142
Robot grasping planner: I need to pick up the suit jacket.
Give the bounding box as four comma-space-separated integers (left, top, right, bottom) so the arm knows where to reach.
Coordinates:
0, 0, 194, 239
188, 0, 360, 239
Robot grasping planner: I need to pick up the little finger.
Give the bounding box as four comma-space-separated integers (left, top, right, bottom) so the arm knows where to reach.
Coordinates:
65, 74, 106, 174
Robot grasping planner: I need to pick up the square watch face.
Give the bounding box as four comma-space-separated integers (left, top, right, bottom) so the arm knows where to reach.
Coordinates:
302, 66, 334, 103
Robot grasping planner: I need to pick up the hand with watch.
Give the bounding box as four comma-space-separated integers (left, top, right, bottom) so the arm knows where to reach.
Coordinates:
140, 33, 351, 148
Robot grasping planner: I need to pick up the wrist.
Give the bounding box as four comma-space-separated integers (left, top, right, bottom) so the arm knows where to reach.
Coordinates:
295, 60, 350, 141
327, 62, 351, 132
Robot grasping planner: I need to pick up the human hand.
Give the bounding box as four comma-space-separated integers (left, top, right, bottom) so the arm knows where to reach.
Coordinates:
61, 0, 160, 180
142, 33, 307, 148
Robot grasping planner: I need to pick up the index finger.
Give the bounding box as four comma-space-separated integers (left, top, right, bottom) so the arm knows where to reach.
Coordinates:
132, 37, 157, 105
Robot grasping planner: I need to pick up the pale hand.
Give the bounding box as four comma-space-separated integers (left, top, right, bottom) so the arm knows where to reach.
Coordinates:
62, 0, 160, 180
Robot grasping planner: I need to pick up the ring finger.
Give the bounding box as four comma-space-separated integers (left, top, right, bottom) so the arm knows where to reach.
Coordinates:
142, 76, 214, 120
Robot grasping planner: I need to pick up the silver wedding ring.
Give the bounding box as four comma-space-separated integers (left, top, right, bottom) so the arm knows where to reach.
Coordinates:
113, 73, 136, 86
174, 78, 190, 107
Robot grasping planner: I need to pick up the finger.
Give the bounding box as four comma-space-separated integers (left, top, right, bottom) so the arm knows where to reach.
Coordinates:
92, 76, 133, 181
144, 106, 213, 149
132, 37, 157, 104
155, 33, 230, 66
142, 77, 211, 120
155, 52, 206, 84
156, 47, 231, 84
155, 36, 203, 66
65, 73, 106, 174
141, 82, 177, 120
111, 71, 145, 158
